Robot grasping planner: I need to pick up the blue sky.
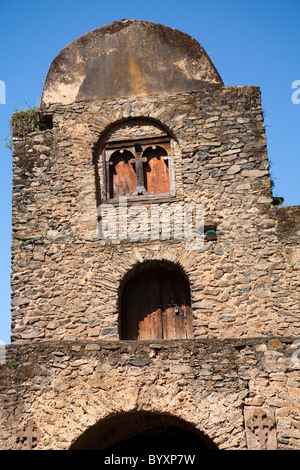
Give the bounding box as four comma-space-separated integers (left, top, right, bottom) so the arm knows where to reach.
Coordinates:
0, 0, 299, 344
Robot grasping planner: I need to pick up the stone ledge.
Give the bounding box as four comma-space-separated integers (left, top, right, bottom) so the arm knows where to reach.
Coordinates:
2, 336, 298, 359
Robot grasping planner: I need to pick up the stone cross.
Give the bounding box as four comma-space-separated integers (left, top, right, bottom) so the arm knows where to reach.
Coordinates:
244, 408, 277, 450
16, 419, 42, 450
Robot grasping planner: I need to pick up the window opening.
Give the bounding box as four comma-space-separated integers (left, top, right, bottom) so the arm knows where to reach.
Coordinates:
104, 134, 173, 200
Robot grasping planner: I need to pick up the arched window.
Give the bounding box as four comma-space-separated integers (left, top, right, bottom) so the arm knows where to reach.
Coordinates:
120, 263, 193, 340
103, 134, 175, 200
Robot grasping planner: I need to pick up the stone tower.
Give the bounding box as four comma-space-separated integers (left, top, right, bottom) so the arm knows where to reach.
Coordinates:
1, 20, 299, 451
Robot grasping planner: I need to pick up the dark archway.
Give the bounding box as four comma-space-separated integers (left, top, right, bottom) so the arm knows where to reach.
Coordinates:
119, 260, 193, 340
69, 411, 218, 451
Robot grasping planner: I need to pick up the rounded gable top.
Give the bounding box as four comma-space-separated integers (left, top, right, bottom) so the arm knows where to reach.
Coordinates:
41, 19, 223, 106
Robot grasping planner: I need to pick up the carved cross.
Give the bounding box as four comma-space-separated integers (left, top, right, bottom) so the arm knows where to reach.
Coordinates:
130, 153, 147, 195
245, 409, 276, 450
16, 419, 42, 450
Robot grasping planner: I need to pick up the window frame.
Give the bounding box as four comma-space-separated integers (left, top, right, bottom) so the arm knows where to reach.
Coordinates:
103, 134, 176, 202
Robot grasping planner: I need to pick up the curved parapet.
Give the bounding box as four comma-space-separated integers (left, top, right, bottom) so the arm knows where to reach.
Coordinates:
41, 19, 223, 105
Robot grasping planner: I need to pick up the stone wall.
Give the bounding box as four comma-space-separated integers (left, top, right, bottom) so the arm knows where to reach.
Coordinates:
10, 86, 300, 343
0, 338, 299, 450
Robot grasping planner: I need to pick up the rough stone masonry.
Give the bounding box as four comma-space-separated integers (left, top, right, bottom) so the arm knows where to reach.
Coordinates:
0, 19, 299, 450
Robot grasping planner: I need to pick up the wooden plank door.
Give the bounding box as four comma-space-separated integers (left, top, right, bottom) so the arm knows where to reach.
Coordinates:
160, 269, 193, 340
121, 268, 162, 340
137, 269, 162, 340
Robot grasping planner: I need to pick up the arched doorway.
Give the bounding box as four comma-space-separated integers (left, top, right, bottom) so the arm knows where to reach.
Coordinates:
69, 411, 218, 451
119, 261, 193, 340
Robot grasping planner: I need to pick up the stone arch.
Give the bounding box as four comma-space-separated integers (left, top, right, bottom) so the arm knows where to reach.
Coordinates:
118, 259, 193, 340
118, 258, 190, 296
69, 410, 218, 450
91, 244, 204, 340
92, 115, 179, 166
94, 115, 179, 152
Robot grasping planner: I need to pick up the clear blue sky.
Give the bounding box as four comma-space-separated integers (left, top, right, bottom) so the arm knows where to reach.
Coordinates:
0, 0, 299, 344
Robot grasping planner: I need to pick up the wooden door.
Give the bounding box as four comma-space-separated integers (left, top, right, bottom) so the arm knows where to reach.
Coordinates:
159, 269, 193, 340
120, 266, 193, 340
